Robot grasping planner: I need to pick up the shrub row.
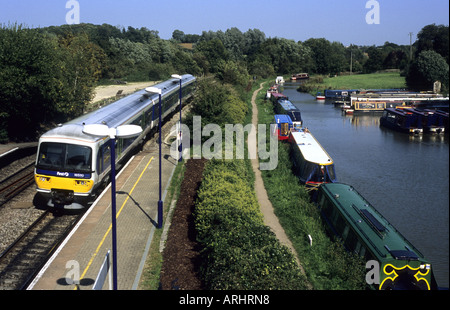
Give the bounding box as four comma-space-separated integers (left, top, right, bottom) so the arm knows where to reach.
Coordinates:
194, 159, 308, 290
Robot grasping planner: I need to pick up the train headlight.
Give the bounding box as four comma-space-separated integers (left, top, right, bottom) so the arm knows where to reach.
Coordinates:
76, 180, 88, 186
39, 176, 50, 182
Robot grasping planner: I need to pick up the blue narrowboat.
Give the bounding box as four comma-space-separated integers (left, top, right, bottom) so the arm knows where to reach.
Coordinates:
273, 115, 293, 141
414, 109, 446, 134
275, 100, 302, 129
380, 108, 423, 135
324, 89, 358, 99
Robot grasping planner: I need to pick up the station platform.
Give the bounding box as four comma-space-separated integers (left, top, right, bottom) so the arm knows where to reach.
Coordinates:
0, 142, 38, 157
28, 137, 179, 290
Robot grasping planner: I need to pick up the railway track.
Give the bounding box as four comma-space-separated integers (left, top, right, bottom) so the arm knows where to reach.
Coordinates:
0, 209, 83, 290
0, 163, 35, 207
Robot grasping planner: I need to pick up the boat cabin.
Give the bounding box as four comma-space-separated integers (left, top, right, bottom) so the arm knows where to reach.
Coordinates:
290, 73, 309, 80
412, 109, 446, 134
275, 100, 302, 129
380, 107, 423, 134
273, 115, 293, 140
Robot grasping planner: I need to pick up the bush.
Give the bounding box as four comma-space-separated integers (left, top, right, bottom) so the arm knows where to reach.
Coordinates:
406, 50, 449, 91
194, 159, 308, 289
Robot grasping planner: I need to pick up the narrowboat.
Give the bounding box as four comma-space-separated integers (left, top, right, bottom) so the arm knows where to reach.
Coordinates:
433, 110, 449, 131
290, 73, 309, 80
275, 99, 302, 129
317, 183, 438, 290
380, 108, 423, 135
289, 130, 337, 192
352, 101, 388, 113
412, 109, 446, 134
270, 92, 288, 105
265, 85, 279, 99
276, 76, 285, 84
324, 89, 358, 99
273, 114, 293, 141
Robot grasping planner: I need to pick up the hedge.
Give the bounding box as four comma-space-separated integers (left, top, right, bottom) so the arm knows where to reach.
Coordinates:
194, 159, 308, 290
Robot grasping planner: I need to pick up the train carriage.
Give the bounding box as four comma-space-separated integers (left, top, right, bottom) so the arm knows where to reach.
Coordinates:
35, 74, 196, 209
317, 183, 438, 290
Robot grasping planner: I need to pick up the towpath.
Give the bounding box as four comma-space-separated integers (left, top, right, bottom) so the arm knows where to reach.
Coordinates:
249, 82, 305, 274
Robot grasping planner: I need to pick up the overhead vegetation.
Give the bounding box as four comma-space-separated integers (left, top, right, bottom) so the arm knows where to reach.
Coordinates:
1, 22, 448, 142
405, 24, 449, 93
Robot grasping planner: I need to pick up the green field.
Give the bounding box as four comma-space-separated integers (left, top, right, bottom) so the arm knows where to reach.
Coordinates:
300, 72, 407, 95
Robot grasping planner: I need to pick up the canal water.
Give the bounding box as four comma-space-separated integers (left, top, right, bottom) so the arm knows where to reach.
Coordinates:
281, 83, 449, 288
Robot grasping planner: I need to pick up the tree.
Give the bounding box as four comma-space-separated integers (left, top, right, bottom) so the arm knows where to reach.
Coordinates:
415, 24, 449, 64
406, 50, 449, 91
217, 60, 249, 87
0, 25, 61, 141
194, 39, 229, 73
172, 29, 185, 42
56, 33, 106, 116
254, 38, 313, 74
363, 46, 384, 73
304, 38, 345, 75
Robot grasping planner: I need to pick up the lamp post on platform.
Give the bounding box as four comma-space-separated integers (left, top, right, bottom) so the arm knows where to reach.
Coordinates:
171, 74, 183, 162
145, 86, 164, 229
83, 123, 142, 290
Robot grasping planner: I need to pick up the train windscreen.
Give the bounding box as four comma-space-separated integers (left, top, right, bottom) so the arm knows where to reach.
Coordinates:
37, 142, 92, 173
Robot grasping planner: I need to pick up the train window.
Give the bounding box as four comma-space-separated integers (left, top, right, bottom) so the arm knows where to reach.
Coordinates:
37, 142, 92, 172
101, 143, 111, 173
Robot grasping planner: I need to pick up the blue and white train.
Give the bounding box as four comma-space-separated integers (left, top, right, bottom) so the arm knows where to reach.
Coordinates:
35, 74, 196, 209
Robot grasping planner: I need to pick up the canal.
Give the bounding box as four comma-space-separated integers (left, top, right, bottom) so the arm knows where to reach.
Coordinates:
282, 83, 449, 288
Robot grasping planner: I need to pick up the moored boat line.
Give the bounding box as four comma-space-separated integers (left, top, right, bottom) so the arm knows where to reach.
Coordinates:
380, 107, 448, 135
264, 82, 441, 289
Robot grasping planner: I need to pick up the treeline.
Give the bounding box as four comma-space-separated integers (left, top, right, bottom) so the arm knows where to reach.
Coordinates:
1, 22, 448, 142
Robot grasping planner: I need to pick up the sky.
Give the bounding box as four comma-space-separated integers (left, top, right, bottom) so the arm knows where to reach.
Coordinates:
1, 0, 449, 46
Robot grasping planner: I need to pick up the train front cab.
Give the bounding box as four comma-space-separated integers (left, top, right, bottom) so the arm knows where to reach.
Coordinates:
35, 140, 98, 210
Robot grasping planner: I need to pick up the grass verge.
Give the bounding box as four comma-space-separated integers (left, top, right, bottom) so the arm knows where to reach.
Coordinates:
299, 72, 406, 96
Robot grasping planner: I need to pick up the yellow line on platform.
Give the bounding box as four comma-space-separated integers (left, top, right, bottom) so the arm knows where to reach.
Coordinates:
77, 156, 154, 289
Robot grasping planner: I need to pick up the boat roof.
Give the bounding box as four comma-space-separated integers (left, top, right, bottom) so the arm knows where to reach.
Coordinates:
384, 107, 416, 116
40, 75, 195, 143
290, 131, 333, 165
271, 93, 287, 98
279, 100, 300, 112
274, 114, 293, 124
320, 183, 427, 262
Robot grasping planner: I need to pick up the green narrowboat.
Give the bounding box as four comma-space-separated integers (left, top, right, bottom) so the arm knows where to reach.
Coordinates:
317, 183, 438, 290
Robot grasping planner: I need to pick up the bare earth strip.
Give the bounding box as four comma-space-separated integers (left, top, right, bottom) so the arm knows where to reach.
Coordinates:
92, 81, 158, 103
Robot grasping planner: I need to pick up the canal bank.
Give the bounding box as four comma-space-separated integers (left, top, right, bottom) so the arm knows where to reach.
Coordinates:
284, 84, 449, 288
